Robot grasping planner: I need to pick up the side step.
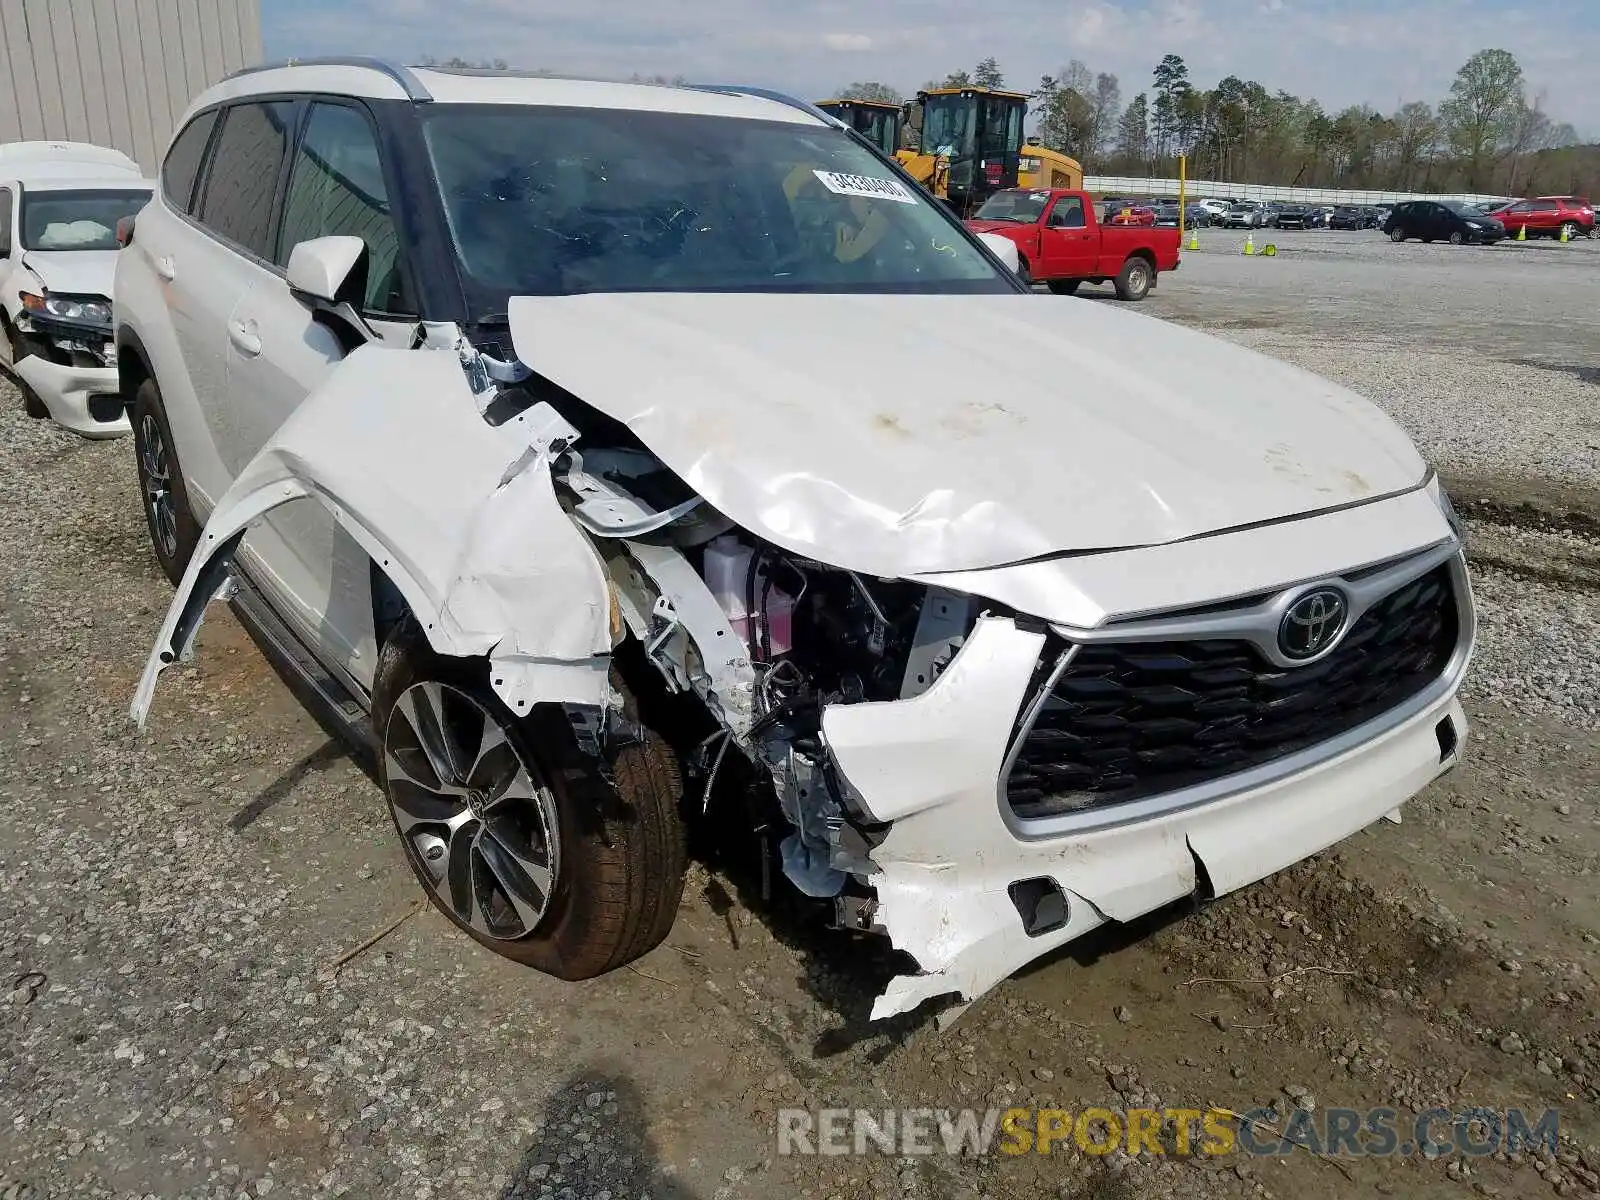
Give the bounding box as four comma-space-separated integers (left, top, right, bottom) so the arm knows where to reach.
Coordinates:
228, 571, 380, 773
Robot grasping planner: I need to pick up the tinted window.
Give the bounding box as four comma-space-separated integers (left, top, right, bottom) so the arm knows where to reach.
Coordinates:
162, 110, 218, 214
422, 106, 1009, 305
279, 102, 409, 313
1531, 199, 1557, 211
0, 189, 11, 254
199, 101, 296, 260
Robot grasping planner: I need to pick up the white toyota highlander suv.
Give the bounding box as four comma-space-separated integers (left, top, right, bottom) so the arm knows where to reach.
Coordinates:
118, 59, 1475, 1020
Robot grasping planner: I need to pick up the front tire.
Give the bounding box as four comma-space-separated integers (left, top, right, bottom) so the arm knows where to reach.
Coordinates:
372, 623, 687, 980
1449, 231, 1464, 245
131, 377, 201, 586
1047, 279, 1081, 296
1389, 228, 1407, 242
1113, 257, 1153, 301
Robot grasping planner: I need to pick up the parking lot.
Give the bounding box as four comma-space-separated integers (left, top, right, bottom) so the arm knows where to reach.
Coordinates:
1, 230, 1597, 1200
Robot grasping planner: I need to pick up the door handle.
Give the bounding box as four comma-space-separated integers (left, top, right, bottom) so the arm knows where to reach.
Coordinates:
228, 318, 262, 357
155, 255, 176, 281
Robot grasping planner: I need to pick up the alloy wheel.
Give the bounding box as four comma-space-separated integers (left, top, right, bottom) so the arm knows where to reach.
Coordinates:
139, 414, 179, 560
384, 681, 560, 940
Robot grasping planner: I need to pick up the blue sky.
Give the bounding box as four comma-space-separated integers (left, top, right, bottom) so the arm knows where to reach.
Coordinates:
264, 0, 1596, 135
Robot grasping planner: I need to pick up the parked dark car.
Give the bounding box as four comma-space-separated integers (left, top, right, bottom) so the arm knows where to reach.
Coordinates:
1328, 206, 1366, 230
1275, 206, 1310, 229
1153, 202, 1209, 228
1383, 200, 1506, 245
1306, 206, 1336, 228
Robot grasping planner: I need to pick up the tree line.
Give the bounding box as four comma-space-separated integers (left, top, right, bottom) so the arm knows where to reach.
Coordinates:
839, 49, 1598, 198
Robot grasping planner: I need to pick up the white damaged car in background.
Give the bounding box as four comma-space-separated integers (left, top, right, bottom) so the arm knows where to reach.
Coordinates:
0, 142, 150, 436
119, 61, 1475, 1022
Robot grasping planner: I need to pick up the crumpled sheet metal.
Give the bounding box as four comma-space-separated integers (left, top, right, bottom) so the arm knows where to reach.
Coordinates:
130, 345, 615, 727
507, 291, 1425, 581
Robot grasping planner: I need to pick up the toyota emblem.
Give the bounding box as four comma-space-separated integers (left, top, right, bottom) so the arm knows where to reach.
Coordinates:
1278, 588, 1348, 661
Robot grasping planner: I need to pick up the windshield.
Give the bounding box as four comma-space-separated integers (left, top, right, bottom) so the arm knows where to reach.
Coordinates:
422, 105, 1009, 304
20, 188, 149, 250
973, 190, 1049, 222
856, 107, 899, 157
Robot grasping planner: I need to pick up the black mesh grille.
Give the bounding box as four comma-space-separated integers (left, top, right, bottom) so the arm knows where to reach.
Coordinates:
1005, 564, 1460, 821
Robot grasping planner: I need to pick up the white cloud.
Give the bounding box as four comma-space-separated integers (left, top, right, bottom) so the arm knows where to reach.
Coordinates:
823, 33, 874, 52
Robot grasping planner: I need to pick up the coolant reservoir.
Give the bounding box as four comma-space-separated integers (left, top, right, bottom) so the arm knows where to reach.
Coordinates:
702, 535, 793, 655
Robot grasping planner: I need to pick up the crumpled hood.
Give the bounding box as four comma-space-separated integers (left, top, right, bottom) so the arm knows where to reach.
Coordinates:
20, 250, 120, 298
508, 292, 1425, 577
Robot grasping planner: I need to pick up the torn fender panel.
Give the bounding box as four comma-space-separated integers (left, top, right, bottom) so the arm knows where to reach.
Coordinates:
131, 345, 615, 727
508, 292, 1425, 578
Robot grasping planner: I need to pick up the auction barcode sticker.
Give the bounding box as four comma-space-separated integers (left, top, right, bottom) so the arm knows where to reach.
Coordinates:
812, 170, 917, 204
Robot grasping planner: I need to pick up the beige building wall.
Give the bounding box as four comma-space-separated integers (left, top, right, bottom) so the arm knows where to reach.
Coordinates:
0, 0, 263, 173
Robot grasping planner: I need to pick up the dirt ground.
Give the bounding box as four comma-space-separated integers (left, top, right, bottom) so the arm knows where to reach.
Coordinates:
1, 238, 1597, 1200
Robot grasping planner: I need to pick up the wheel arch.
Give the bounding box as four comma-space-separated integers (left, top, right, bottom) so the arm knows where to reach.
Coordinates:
115, 325, 155, 410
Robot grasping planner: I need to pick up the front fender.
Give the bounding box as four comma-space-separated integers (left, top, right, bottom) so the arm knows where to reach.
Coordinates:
130, 343, 616, 728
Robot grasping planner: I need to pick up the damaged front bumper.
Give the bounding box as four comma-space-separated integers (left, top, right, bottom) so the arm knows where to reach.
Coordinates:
824, 550, 1474, 1022
12, 312, 126, 437
15, 353, 127, 437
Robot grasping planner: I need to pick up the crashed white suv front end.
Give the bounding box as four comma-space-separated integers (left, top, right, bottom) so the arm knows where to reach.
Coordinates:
124, 71, 1471, 1021
132, 287, 1472, 1020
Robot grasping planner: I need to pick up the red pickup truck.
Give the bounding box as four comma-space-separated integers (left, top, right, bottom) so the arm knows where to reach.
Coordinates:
967, 188, 1182, 300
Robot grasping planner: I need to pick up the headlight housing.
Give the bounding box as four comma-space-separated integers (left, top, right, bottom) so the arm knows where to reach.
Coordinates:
21, 291, 112, 326
45, 295, 113, 325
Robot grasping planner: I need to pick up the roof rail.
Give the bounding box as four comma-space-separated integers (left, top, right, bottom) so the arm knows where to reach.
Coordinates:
687, 84, 841, 128
226, 56, 433, 102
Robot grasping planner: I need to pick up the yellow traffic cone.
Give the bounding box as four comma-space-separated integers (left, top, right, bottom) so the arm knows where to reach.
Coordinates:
1243, 231, 1255, 256
1187, 229, 1200, 251
1559, 223, 1570, 243
1516, 223, 1527, 241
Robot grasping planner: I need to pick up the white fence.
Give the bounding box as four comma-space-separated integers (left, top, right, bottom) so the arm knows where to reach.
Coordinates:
1083, 175, 1509, 207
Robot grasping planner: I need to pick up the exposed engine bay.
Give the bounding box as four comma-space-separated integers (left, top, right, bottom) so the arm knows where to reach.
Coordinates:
535, 415, 978, 928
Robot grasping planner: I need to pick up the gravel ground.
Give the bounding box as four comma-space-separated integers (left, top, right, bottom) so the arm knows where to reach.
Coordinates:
1, 242, 1597, 1200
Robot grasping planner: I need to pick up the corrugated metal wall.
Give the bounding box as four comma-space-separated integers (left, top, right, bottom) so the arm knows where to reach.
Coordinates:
0, 0, 262, 174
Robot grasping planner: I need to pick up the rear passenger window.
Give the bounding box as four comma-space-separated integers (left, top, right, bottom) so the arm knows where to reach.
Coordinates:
199, 101, 296, 260
278, 103, 409, 314
0, 190, 12, 255
162, 110, 218, 215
